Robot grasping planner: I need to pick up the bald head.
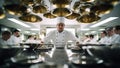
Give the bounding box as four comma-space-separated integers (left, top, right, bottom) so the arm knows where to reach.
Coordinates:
56, 22, 65, 32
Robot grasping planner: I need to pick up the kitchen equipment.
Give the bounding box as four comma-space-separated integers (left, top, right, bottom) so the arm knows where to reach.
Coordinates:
86, 45, 112, 62
70, 54, 103, 67
0, 45, 29, 64
30, 62, 67, 68
10, 49, 43, 65
20, 43, 41, 49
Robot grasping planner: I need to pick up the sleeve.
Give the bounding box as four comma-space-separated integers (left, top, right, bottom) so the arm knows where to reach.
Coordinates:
43, 31, 54, 44
67, 31, 79, 43
113, 35, 120, 44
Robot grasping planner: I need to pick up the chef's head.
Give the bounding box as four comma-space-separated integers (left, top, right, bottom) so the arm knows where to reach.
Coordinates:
13, 29, 20, 37
2, 31, 11, 41
105, 27, 114, 36
113, 25, 120, 34
56, 22, 65, 32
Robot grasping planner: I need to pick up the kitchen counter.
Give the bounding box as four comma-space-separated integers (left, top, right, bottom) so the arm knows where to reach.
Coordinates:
1, 44, 120, 68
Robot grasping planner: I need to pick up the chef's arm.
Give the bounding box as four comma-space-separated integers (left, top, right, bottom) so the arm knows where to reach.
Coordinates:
68, 32, 80, 45
42, 31, 53, 44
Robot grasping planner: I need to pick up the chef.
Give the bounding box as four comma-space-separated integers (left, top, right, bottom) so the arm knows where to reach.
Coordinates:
98, 31, 108, 44
0, 31, 11, 46
105, 27, 120, 45
43, 22, 79, 64
9, 29, 21, 45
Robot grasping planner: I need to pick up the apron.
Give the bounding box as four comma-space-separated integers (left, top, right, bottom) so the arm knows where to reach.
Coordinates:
51, 31, 68, 64
51, 48, 68, 65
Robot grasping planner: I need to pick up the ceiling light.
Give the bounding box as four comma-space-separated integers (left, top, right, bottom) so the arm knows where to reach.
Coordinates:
99, 29, 105, 31
8, 18, 31, 28
91, 31, 96, 34
30, 28, 39, 31
1, 28, 9, 31
32, 33, 36, 35
90, 17, 118, 28
24, 31, 30, 33
80, 28, 90, 31
85, 33, 89, 35
17, 29, 21, 31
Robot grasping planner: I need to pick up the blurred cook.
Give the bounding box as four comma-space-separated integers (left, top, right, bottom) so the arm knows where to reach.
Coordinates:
43, 22, 79, 64
9, 29, 21, 45
43, 22, 79, 47
0, 31, 11, 46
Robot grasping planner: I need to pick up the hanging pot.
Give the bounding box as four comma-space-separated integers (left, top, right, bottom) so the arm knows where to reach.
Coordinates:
52, 8, 72, 17
43, 12, 57, 18
19, 14, 42, 22
4, 4, 27, 16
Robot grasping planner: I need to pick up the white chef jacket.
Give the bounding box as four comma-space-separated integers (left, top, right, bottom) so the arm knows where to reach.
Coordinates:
25, 39, 36, 43
105, 34, 120, 45
9, 35, 21, 45
87, 38, 97, 44
43, 30, 79, 47
0, 38, 12, 45
98, 36, 108, 44
82, 38, 90, 44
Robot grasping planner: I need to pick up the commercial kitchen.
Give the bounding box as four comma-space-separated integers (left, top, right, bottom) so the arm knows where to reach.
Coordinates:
0, 0, 120, 68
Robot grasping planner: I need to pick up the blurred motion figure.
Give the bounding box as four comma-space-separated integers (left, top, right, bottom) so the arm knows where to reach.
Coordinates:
9, 29, 21, 45
98, 31, 108, 44
0, 31, 11, 45
43, 22, 79, 64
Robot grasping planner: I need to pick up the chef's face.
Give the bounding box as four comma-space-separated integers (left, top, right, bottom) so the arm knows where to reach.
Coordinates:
100, 32, 106, 37
14, 31, 20, 37
113, 27, 120, 34
2, 34, 11, 41
57, 23, 65, 32
107, 29, 114, 36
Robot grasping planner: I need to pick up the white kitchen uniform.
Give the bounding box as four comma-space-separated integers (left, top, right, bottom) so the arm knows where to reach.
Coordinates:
9, 35, 21, 45
44, 30, 79, 47
98, 36, 108, 44
106, 34, 120, 45
0, 38, 12, 46
43, 30, 79, 64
